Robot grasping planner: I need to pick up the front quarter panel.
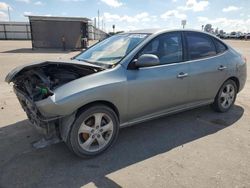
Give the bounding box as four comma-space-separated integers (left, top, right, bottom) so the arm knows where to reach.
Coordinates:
36, 65, 128, 123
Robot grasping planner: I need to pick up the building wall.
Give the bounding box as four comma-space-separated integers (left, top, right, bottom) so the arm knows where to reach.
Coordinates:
0, 22, 31, 40
88, 24, 108, 41
31, 20, 85, 49
0, 21, 108, 44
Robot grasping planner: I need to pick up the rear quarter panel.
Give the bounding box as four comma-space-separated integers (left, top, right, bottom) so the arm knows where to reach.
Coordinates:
226, 47, 247, 92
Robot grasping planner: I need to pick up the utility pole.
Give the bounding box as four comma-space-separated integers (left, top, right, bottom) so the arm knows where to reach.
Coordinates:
102, 18, 104, 30
8, 6, 11, 21
94, 18, 96, 28
94, 18, 96, 40
102, 17, 105, 31
98, 10, 100, 29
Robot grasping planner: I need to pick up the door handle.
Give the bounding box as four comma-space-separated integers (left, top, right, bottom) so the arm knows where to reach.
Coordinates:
218, 65, 227, 71
177, 72, 188, 78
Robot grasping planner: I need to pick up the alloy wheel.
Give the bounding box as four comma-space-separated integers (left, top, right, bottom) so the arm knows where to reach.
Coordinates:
219, 83, 235, 109
77, 113, 114, 152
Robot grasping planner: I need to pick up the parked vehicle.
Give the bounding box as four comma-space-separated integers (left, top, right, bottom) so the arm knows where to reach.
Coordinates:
6, 29, 247, 158
229, 32, 238, 39
229, 32, 244, 39
219, 33, 230, 39
237, 32, 245, 39
245, 33, 250, 39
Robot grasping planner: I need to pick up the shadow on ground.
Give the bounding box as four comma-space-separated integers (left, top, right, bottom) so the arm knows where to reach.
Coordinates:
1, 48, 81, 54
0, 105, 244, 188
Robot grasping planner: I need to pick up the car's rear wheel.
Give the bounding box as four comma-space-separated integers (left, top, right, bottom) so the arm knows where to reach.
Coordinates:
211, 79, 237, 112
66, 105, 119, 158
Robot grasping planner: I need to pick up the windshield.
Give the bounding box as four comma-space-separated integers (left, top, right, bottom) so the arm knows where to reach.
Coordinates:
75, 33, 149, 65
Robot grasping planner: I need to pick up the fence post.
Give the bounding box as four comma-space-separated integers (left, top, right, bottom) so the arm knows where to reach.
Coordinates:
3, 24, 7, 40
29, 21, 34, 49
26, 24, 29, 39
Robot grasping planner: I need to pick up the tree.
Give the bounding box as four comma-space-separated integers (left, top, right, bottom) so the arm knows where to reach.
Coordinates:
215, 28, 219, 35
204, 24, 213, 33
219, 30, 224, 35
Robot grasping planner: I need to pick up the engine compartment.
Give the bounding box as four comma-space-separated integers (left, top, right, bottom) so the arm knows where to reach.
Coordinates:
12, 63, 102, 101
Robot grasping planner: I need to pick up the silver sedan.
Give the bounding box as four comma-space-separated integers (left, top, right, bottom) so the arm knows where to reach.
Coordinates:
6, 29, 247, 157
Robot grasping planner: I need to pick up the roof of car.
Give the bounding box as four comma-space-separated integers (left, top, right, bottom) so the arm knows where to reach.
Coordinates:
126, 28, 211, 35
126, 28, 163, 34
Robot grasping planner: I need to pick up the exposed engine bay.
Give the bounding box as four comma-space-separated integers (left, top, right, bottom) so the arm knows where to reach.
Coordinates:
5, 61, 104, 142
11, 62, 103, 102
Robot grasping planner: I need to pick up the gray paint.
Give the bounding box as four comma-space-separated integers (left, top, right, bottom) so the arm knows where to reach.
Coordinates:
6, 29, 247, 132
135, 54, 160, 67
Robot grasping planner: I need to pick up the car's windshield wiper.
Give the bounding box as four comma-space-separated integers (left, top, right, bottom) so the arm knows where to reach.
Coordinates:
98, 56, 123, 61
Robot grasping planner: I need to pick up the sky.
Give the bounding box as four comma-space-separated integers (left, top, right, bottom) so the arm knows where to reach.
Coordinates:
0, 0, 250, 33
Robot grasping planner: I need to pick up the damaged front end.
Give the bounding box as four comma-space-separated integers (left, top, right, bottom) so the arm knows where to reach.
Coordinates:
6, 60, 104, 143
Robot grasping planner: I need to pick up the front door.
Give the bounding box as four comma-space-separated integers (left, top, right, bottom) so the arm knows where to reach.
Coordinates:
127, 32, 190, 122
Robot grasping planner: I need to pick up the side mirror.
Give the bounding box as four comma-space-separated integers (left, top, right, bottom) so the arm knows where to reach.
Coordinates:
135, 54, 160, 68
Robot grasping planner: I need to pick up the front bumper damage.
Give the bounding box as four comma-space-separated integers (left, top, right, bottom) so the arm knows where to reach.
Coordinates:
14, 86, 65, 148
14, 86, 60, 137
14, 86, 77, 148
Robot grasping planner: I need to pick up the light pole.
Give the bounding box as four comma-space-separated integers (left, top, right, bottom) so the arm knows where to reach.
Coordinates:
181, 20, 186, 29
8, 6, 11, 21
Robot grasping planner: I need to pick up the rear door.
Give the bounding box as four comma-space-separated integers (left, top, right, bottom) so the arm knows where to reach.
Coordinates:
184, 31, 229, 103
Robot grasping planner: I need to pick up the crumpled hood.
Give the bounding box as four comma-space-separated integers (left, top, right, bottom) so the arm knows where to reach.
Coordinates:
5, 59, 102, 83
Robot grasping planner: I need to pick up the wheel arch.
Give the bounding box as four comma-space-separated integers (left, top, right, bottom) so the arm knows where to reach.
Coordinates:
226, 76, 240, 92
76, 100, 120, 121
211, 76, 239, 112
59, 100, 120, 142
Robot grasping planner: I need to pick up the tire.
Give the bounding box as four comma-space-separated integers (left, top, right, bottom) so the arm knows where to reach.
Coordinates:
66, 105, 119, 158
211, 79, 237, 113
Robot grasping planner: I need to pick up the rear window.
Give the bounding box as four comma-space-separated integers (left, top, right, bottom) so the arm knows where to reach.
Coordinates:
186, 32, 217, 60
214, 39, 227, 54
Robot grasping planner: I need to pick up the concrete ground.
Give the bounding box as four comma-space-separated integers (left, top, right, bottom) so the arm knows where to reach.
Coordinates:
0, 40, 249, 188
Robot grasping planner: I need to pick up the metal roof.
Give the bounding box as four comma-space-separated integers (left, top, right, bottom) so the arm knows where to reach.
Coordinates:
27, 15, 91, 22
0, 21, 29, 25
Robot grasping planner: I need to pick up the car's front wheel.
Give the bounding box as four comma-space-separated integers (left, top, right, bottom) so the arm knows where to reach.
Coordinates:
66, 105, 119, 158
212, 79, 237, 112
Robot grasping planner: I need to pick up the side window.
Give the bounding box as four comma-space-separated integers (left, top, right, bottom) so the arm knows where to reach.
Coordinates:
186, 32, 216, 60
214, 39, 227, 54
139, 32, 183, 65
